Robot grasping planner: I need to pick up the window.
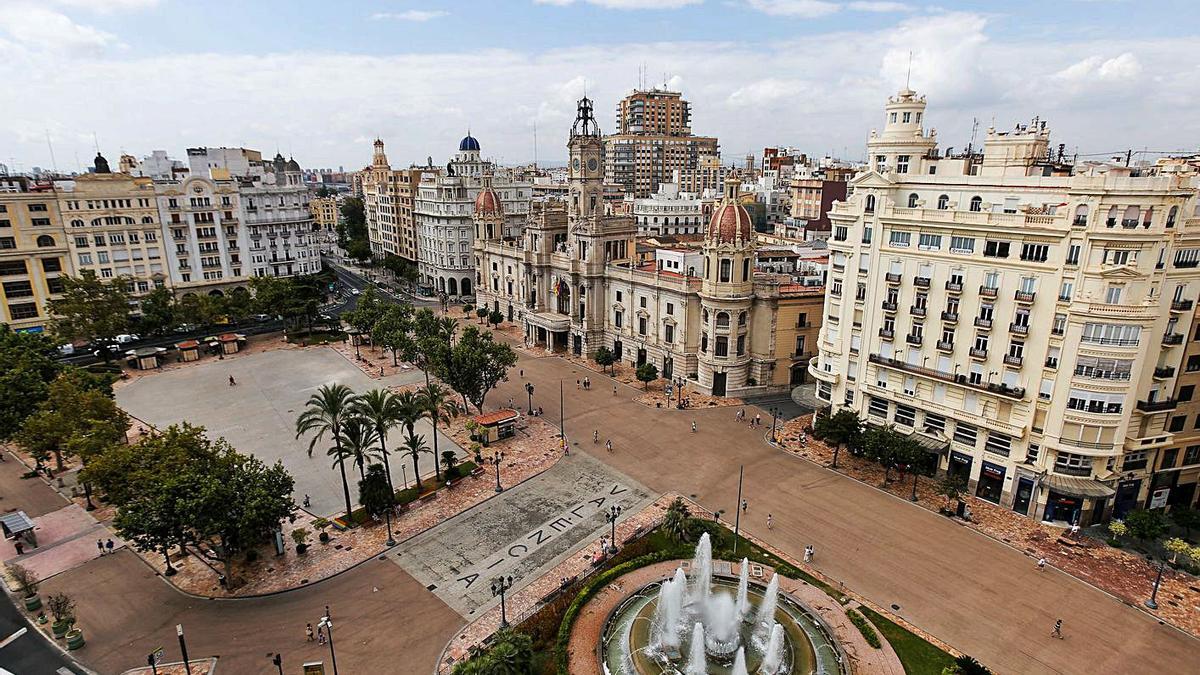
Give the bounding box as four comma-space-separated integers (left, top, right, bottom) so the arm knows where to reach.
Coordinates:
983, 240, 1010, 258
2, 280, 34, 298
1026, 444, 1041, 464
719, 258, 731, 282
924, 413, 946, 433
1179, 385, 1194, 402
1184, 446, 1200, 466
716, 311, 730, 328
895, 404, 916, 427
889, 231, 911, 247
1020, 243, 1049, 262
2, 237, 19, 249
969, 196, 983, 212
953, 422, 978, 447
639, 296, 647, 308
907, 193, 918, 207
736, 334, 745, 355
35, 235, 54, 247
1104, 286, 1122, 304
1080, 322, 1140, 346
937, 194, 950, 210
1122, 451, 1148, 471
897, 155, 910, 174
868, 397, 889, 419
715, 336, 728, 357
638, 317, 647, 336
865, 195, 875, 213
614, 310, 623, 328
918, 233, 941, 251
1066, 243, 1080, 265
1066, 389, 1124, 414
664, 323, 675, 343
1059, 281, 1073, 301
615, 290, 622, 301
7, 303, 37, 319
1107, 249, 1132, 266
985, 432, 1012, 457
1054, 451, 1089, 474
1170, 416, 1186, 433
666, 302, 674, 315
0, 260, 26, 275
1161, 448, 1179, 469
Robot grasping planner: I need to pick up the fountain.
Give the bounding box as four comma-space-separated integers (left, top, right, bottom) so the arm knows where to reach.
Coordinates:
735, 558, 750, 620
601, 531, 845, 674
686, 623, 707, 675
760, 624, 785, 675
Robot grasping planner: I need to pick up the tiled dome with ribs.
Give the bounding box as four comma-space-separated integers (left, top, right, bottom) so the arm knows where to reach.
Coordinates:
707, 178, 752, 245
474, 186, 502, 217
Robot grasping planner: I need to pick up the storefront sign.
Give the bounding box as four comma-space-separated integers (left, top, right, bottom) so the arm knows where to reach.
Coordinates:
1149, 488, 1170, 509
981, 461, 1005, 479
950, 451, 973, 466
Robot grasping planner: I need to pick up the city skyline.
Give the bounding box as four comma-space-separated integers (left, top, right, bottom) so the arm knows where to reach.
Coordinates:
1, 0, 1198, 172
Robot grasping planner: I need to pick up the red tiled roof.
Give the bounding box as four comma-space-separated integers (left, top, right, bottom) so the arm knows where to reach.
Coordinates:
474, 188, 502, 217
474, 408, 519, 425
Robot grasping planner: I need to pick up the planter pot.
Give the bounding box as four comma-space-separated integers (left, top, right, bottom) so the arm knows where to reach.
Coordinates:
318, 532, 330, 543
65, 629, 85, 650
23, 595, 41, 612
52, 621, 71, 639
296, 543, 309, 554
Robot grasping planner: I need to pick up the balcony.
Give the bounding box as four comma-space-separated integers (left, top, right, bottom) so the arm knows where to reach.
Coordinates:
1015, 290, 1036, 303
868, 353, 1025, 400
1045, 357, 1059, 368
974, 317, 993, 329
979, 286, 998, 298
914, 276, 931, 288
1136, 398, 1177, 413
941, 311, 959, 322
1053, 464, 1093, 477
882, 301, 898, 312
906, 334, 923, 346
969, 347, 988, 359
1176, 259, 1199, 269
1121, 218, 1139, 228
1154, 366, 1176, 379
1009, 322, 1029, 335
1003, 354, 1024, 367
945, 281, 964, 293
1073, 215, 1088, 227
879, 328, 895, 339
885, 272, 902, 283
910, 305, 927, 317
831, 263, 845, 272
1163, 332, 1184, 346
936, 340, 954, 352
1105, 217, 1117, 227
1171, 299, 1194, 313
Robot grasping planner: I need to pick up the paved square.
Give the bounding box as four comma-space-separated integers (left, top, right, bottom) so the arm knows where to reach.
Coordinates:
389, 452, 655, 618
116, 347, 466, 517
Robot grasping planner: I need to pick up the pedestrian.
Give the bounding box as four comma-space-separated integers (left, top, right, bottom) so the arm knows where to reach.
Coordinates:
606, 439, 613, 452
380, 365, 385, 376
306, 623, 315, 642
508, 396, 514, 409
13, 540, 23, 555
691, 421, 697, 433
105, 539, 114, 555
228, 375, 236, 386
577, 379, 581, 389
519, 369, 524, 378
593, 430, 599, 443
741, 499, 747, 514
303, 494, 311, 508
538, 406, 544, 416
1069, 523, 1080, 538
317, 624, 327, 645
613, 385, 617, 395
803, 545, 814, 563
799, 431, 807, 445
584, 376, 590, 389
736, 408, 744, 421
755, 413, 761, 427
97, 539, 105, 556
767, 513, 773, 530
1037, 557, 1047, 571
1050, 619, 1063, 639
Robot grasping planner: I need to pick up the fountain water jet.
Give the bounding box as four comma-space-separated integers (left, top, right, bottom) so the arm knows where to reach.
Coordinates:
731, 647, 750, 675
760, 623, 785, 674
735, 558, 750, 620
752, 575, 780, 646
689, 533, 713, 607
685, 622, 707, 675
703, 593, 740, 657
650, 569, 686, 653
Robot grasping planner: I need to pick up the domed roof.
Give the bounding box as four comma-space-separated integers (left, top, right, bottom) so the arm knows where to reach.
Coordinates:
459, 134, 480, 152
474, 187, 502, 217
707, 177, 752, 246
286, 157, 301, 172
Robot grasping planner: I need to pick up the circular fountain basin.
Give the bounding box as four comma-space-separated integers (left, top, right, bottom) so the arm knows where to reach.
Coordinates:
602, 576, 842, 675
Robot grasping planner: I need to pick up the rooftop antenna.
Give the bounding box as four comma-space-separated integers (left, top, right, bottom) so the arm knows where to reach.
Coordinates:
533, 120, 538, 170
968, 117, 979, 154
905, 51, 912, 90
92, 132, 100, 154
45, 130, 58, 173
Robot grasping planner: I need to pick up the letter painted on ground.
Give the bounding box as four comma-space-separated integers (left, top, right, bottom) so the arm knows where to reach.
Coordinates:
528, 528, 550, 545
507, 543, 528, 558
549, 517, 573, 532
609, 484, 628, 495
458, 573, 479, 588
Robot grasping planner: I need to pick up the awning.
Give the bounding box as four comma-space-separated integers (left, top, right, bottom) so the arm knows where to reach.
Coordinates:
1043, 474, 1116, 499
905, 429, 949, 455
526, 311, 570, 332
0, 511, 35, 537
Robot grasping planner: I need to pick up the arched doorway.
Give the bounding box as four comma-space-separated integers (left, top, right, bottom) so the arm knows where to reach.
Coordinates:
556, 283, 571, 315
461, 278, 472, 296
447, 278, 458, 296
207, 289, 224, 297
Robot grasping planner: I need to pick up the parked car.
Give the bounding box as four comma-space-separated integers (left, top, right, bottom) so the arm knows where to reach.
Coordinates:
251, 314, 272, 322
174, 323, 199, 334
350, 288, 361, 296
115, 334, 140, 345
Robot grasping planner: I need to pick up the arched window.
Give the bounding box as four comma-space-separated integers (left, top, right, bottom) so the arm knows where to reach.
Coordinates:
907, 193, 919, 208
70, 219, 84, 228
865, 195, 876, 213
738, 311, 747, 326
1123, 205, 1139, 227
142, 216, 154, 224
1073, 204, 1088, 226
937, 195, 949, 210
718, 258, 732, 283
716, 312, 730, 328
969, 196, 983, 212
36, 235, 55, 247
1167, 206, 1179, 228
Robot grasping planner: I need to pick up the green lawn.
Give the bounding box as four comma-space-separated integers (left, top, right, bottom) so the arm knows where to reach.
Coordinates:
857, 605, 956, 675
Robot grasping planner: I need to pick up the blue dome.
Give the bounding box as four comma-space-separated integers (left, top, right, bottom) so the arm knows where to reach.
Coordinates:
458, 134, 480, 152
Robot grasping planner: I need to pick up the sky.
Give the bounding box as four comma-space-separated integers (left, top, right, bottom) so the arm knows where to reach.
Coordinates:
0, 0, 1198, 173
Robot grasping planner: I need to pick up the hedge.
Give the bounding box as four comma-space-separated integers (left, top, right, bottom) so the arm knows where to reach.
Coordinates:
846, 608, 882, 649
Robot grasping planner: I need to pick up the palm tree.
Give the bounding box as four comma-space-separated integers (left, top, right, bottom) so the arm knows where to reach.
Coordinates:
353, 389, 402, 496
296, 383, 358, 519
335, 416, 381, 483
436, 316, 458, 344
401, 432, 431, 490
395, 389, 425, 440
419, 383, 459, 483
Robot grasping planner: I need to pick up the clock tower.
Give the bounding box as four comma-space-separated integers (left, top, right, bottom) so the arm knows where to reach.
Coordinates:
568, 96, 604, 227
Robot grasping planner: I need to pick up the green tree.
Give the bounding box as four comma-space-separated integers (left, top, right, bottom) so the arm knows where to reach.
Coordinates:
113, 478, 190, 575
371, 303, 412, 366
338, 197, 367, 249
352, 389, 402, 496
401, 432, 431, 491
16, 369, 128, 472
1124, 509, 1170, 548
381, 254, 418, 290
1169, 507, 1200, 538
295, 384, 359, 519
358, 463, 394, 522
81, 423, 217, 508
48, 270, 131, 355
816, 408, 863, 450
419, 383, 459, 483
315, 185, 334, 198
348, 287, 384, 338
225, 287, 253, 323
441, 450, 459, 479
439, 326, 518, 413
663, 496, 692, 543
346, 238, 372, 263
137, 287, 176, 336
635, 362, 659, 389
594, 346, 615, 374
475, 307, 488, 324
487, 310, 503, 328
334, 416, 381, 483
936, 475, 967, 513
400, 308, 451, 388
0, 326, 62, 440
177, 293, 227, 327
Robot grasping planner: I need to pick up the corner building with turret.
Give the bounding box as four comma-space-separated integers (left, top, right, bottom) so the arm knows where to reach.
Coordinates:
473, 98, 824, 396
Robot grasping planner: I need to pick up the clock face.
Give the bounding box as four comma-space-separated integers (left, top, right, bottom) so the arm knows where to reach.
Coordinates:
572, 158, 581, 171
587, 158, 598, 172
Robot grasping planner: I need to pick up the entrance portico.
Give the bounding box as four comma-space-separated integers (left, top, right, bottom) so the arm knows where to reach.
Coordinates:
527, 311, 571, 353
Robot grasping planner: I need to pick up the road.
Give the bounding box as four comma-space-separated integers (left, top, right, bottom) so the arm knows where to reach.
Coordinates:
0, 593, 83, 675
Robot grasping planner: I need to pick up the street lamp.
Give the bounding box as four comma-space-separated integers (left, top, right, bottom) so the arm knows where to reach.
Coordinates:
491, 575, 514, 628
319, 609, 339, 675
910, 465, 920, 502
769, 406, 780, 443
525, 382, 535, 413
605, 505, 622, 554
1145, 555, 1166, 610
492, 451, 504, 493
384, 493, 397, 547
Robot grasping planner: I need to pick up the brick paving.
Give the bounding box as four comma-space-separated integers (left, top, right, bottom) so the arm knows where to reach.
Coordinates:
120, 659, 217, 675
775, 414, 1200, 639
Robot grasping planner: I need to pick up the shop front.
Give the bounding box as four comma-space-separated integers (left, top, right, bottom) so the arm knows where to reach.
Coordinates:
1113, 479, 1141, 519
975, 461, 1006, 504
1011, 475, 1036, 516
1041, 474, 1116, 525
947, 450, 973, 482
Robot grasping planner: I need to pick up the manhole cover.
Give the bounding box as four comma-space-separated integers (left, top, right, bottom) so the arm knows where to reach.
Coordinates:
891, 604, 901, 611
427, 584, 438, 591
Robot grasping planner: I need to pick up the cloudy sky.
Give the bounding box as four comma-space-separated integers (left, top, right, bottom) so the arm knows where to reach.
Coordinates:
1, 0, 1197, 173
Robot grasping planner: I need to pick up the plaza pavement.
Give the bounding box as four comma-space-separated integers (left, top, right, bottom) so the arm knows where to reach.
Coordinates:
116, 347, 467, 518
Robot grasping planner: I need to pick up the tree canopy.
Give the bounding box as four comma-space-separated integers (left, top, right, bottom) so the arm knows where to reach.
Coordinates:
48, 270, 132, 348
437, 326, 517, 413
0, 326, 63, 440
17, 369, 127, 471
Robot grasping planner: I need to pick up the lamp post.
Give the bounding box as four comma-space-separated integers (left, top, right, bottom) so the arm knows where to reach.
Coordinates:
525, 382, 534, 413
769, 406, 780, 443
492, 575, 514, 628
319, 609, 339, 675
492, 451, 504, 492
400, 464, 408, 490
384, 493, 396, 547
605, 505, 622, 554
1145, 555, 1166, 610
910, 465, 920, 501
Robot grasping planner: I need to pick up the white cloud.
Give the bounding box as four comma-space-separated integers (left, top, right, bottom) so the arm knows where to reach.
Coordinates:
1055, 52, 1142, 83
744, 0, 839, 16
49, 0, 160, 12
371, 10, 450, 22
535, 0, 703, 8
0, 4, 123, 56
847, 1, 911, 11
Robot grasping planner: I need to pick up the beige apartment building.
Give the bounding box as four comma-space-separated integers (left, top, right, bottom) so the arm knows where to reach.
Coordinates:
811, 88, 1200, 524
605, 89, 719, 198
0, 177, 70, 332
309, 196, 339, 233
57, 154, 168, 302
360, 139, 429, 264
